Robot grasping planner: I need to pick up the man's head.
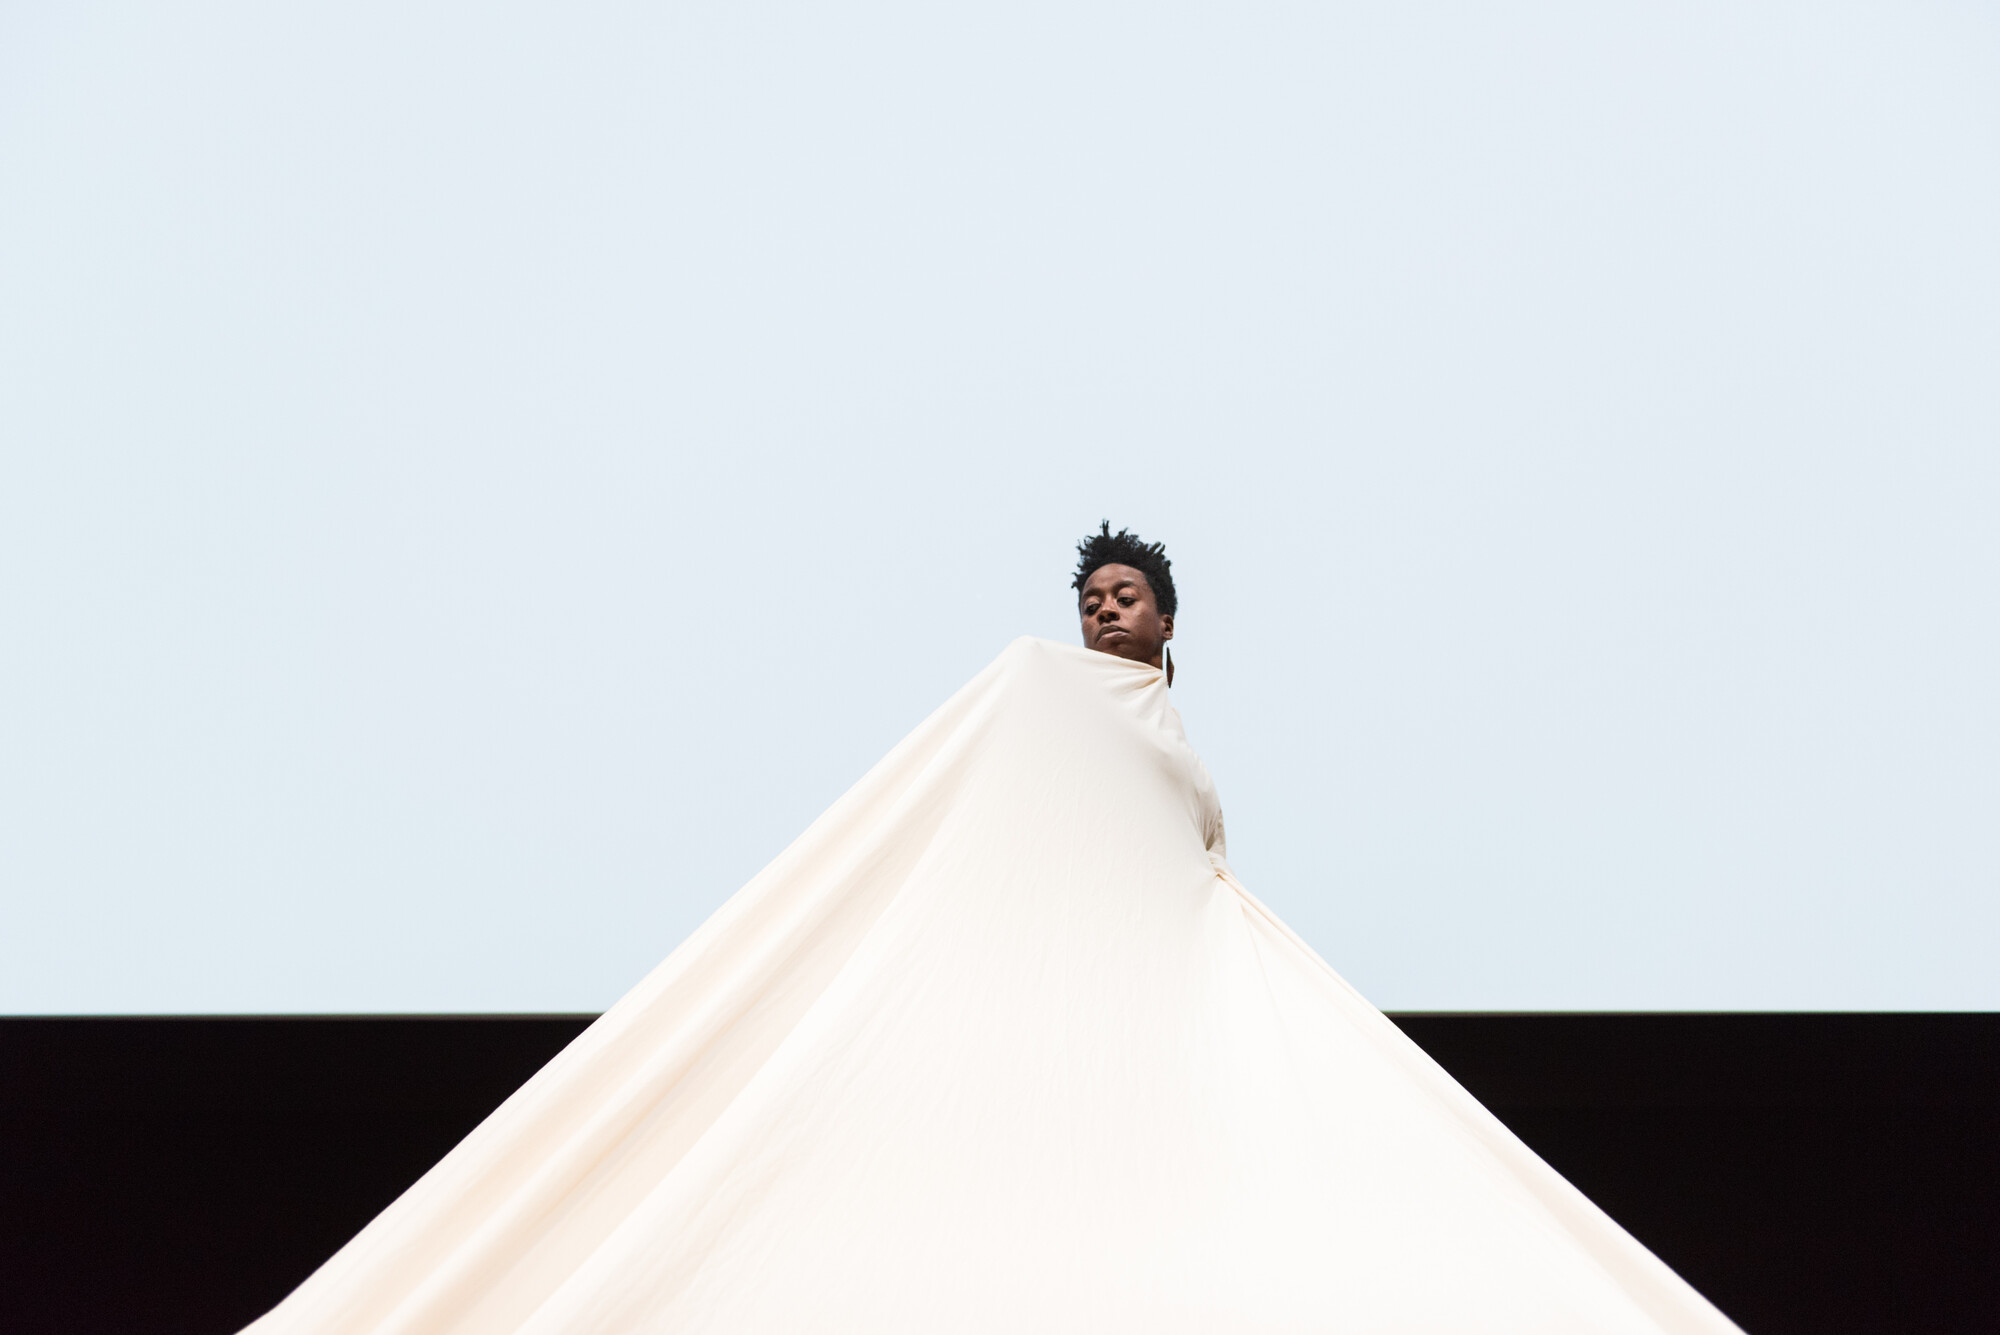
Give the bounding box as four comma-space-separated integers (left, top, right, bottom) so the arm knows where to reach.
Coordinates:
1072, 521, 1175, 669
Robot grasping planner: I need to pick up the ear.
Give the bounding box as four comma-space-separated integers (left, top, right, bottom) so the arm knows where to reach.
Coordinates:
1160, 614, 1174, 641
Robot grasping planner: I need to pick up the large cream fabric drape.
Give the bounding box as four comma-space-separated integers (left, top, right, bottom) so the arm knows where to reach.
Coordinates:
247, 638, 1740, 1334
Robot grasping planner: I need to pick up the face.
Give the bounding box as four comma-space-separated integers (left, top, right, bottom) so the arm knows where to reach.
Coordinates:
1078, 563, 1174, 668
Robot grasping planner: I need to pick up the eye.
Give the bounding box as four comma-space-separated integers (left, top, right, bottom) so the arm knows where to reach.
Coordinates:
1118, 595, 1134, 607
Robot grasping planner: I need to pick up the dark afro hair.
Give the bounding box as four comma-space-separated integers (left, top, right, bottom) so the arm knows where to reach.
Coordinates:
1071, 520, 1177, 618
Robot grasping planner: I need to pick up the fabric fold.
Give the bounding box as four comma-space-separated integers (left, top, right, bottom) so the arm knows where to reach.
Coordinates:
246, 637, 1741, 1335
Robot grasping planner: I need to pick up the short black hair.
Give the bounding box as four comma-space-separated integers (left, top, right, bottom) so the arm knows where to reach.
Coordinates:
1072, 520, 1176, 618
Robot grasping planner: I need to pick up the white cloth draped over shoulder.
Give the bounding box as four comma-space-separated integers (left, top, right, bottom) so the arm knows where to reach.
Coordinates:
247, 637, 1741, 1334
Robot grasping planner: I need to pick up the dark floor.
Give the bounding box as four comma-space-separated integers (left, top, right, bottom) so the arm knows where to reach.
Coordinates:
1394, 1014, 2000, 1334
3, 1013, 1994, 1334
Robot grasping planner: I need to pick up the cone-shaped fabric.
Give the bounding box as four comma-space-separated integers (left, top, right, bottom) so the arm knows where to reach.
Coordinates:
247, 638, 1740, 1334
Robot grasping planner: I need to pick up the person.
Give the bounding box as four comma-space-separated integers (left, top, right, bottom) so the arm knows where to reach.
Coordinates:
242, 527, 1741, 1335
1073, 521, 1175, 682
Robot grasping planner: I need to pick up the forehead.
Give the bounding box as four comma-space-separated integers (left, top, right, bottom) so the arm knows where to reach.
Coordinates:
1079, 563, 1153, 599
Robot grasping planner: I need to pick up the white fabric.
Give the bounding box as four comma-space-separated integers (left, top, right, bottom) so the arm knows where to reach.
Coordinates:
248, 637, 1741, 1334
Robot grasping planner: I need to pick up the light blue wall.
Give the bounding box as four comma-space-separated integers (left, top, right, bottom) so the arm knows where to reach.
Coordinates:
3, 2, 1996, 1011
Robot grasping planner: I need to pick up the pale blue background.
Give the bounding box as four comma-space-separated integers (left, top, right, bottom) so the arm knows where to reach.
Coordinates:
3, 2, 1996, 1012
